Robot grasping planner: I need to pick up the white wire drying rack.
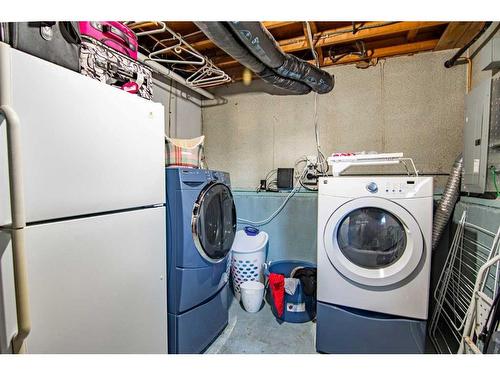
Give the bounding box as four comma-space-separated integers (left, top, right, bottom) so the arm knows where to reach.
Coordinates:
460, 252, 500, 353
429, 210, 500, 354
327, 153, 419, 176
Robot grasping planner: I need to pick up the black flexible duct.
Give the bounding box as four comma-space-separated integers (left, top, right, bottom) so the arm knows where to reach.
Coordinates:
195, 21, 311, 95
257, 68, 312, 94
444, 22, 493, 68
227, 21, 335, 94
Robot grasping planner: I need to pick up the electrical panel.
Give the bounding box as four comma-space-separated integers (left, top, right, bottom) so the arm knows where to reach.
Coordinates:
462, 78, 491, 193
487, 75, 500, 192
477, 31, 500, 71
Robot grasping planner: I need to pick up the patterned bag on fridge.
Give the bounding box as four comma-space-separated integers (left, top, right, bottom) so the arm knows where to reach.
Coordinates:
80, 36, 153, 100
165, 136, 205, 168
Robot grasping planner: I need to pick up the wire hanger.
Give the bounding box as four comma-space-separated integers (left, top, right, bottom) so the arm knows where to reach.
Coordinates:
186, 59, 231, 88
125, 21, 167, 37
147, 25, 205, 66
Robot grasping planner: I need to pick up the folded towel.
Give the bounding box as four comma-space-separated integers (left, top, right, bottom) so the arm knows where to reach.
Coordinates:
284, 278, 300, 295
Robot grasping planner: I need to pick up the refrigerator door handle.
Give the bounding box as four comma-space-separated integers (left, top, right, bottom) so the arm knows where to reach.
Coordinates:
1, 104, 31, 354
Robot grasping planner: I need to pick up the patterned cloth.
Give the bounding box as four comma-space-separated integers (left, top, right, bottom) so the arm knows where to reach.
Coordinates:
165, 136, 205, 168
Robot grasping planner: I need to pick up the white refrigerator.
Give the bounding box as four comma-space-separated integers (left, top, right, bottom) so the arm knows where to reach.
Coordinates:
0, 43, 167, 353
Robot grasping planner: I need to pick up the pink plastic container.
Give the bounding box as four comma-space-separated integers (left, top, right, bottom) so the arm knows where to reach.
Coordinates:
78, 21, 138, 59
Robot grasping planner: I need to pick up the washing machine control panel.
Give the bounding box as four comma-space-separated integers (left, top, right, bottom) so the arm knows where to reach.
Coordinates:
179, 168, 231, 186
201, 170, 231, 185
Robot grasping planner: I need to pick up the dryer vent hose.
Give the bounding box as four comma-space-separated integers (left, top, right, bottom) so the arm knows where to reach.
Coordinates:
195, 21, 334, 95
432, 154, 463, 251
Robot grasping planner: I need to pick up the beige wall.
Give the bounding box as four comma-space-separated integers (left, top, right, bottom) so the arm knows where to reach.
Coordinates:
152, 74, 202, 139
202, 50, 466, 190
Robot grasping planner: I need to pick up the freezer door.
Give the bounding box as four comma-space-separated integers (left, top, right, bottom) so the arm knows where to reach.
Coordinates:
0, 46, 165, 225
0, 207, 167, 353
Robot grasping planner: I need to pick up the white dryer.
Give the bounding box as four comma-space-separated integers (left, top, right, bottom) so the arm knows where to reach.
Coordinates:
316, 176, 433, 354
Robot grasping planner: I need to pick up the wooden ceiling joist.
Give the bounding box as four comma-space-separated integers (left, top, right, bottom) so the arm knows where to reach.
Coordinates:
406, 29, 419, 42
135, 21, 482, 83
435, 22, 486, 51
279, 21, 448, 54
319, 39, 439, 67
227, 39, 440, 82
262, 21, 296, 29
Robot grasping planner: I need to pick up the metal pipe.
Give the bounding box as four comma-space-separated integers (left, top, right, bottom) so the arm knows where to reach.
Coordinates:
137, 52, 215, 100
1, 105, 31, 354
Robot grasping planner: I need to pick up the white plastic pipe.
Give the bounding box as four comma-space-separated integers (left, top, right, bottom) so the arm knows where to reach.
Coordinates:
138, 52, 215, 100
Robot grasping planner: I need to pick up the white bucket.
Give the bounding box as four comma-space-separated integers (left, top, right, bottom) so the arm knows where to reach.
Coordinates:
240, 281, 265, 313
231, 229, 268, 301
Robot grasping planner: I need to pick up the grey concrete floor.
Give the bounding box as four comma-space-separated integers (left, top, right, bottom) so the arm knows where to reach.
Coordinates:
206, 297, 317, 354
205, 296, 437, 354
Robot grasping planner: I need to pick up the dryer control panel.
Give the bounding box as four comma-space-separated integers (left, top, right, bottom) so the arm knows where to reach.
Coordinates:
319, 176, 433, 198
383, 181, 412, 195
365, 181, 410, 195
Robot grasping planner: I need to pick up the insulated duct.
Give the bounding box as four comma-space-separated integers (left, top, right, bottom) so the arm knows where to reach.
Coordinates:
432, 154, 463, 251
227, 21, 335, 94
195, 22, 311, 95
195, 22, 336, 95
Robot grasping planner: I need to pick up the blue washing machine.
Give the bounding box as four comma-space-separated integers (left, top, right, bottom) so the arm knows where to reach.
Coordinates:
166, 167, 236, 354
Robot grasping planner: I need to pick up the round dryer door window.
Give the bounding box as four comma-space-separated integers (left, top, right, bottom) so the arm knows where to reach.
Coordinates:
337, 207, 407, 269
192, 182, 237, 263
323, 197, 424, 287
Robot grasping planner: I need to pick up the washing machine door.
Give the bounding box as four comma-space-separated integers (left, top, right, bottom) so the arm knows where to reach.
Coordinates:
323, 197, 424, 287
192, 182, 237, 263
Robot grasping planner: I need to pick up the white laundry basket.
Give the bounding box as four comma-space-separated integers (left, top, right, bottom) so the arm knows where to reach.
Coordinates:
231, 227, 268, 301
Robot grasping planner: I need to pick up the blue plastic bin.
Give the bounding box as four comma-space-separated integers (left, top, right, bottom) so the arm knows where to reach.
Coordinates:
265, 260, 316, 323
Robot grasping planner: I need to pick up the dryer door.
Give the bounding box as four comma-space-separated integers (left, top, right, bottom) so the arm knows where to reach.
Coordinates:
323, 197, 424, 287
192, 182, 237, 263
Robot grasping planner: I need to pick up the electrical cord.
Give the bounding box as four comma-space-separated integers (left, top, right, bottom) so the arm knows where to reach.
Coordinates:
304, 22, 329, 177
237, 166, 309, 226
245, 23, 329, 219
490, 166, 500, 198
305, 21, 320, 68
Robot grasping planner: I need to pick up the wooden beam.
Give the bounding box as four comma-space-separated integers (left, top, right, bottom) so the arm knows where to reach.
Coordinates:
262, 21, 296, 29
279, 21, 447, 54
407, 29, 418, 42
189, 38, 216, 52
435, 22, 485, 51
319, 39, 439, 67
211, 35, 441, 71
228, 39, 440, 81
